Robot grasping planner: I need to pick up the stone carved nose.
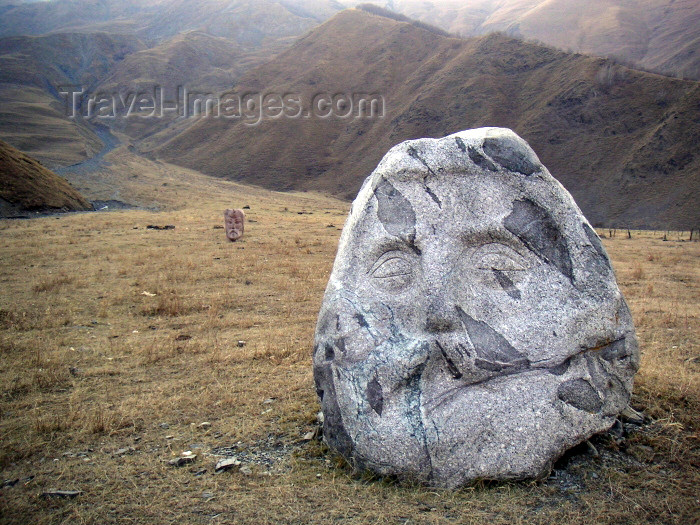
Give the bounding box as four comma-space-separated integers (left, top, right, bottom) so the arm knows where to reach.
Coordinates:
425, 302, 460, 333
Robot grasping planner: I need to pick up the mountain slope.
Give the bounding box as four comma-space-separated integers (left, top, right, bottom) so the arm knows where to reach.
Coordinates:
0, 32, 145, 90
0, 0, 153, 37
0, 0, 344, 44
386, 0, 700, 80
0, 1, 345, 166
155, 8, 700, 230
96, 31, 246, 93
0, 31, 145, 166
0, 85, 103, 167
92, 31, 253, 141
0, 139, 92, 216
139, 0, 332, 45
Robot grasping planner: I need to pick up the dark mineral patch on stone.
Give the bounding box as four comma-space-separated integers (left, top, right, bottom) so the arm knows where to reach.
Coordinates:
354, 313, 369, 329
424, 185, 442, 207
504, 199, 573, 281
584, 353, 611, 393
374, 179, 417, 243
403, 363, 428, 447
456, 307, 529, 371
557, 378, 603, 413
482, 136, 540, 175
582, 223, 613, 275
467, 145, 498, 172
407, 146, 436, 176
492, 269, 521, 299
549, 359, 571, 376
437, 341, 463, 379
314, 362, 354, 456
367, 377, 384, 416
455, 137, 467, 152
406, 147, 441, 207
598, 338, 628, 363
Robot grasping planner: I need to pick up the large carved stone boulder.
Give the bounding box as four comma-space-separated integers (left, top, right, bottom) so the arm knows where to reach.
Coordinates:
224, 209, 245, 241
313, 128, 639, 488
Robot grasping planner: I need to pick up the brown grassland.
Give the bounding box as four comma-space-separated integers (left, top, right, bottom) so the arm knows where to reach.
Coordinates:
0, 158, 698, 524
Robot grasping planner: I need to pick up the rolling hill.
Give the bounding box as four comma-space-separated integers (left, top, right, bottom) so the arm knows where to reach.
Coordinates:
92, 31, 253, 141
0, 31, 145, 91
0, 84, 104, 168
0, 31, 145, 166
0, 0, 345, 166
95, 31, 245, 93
385, 0, 700, 80
0, 139, 92, 216
138, 0, 338, 46
155, 8, 700, 230
0, 3, 697, 228
0, 0, 154, 37
0, 0, 344, 44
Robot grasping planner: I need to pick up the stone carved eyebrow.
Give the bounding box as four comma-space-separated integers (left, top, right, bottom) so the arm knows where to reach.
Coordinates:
482, 136, 541, 175
504, 199, 574, 282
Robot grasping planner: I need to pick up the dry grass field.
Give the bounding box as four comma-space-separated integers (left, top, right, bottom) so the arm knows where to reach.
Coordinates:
0, 160, 698, 524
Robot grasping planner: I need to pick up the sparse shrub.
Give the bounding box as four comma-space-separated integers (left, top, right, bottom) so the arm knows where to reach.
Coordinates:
630, 264, 644, 280
32, 273, 74, 293
595, 62, 627, 90
142, 291, 184, 317
33, 412, 71, 434
0, 309, 21, 330
32, 366, 71, 392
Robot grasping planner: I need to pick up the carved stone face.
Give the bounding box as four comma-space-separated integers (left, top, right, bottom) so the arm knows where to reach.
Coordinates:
313, 128, 639, 487
224, 209, 245, 241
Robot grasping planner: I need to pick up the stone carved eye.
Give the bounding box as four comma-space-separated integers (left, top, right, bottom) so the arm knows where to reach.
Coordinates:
372, 255, 412, 278
370, 250, 415, 291
471, 243, 529, 299
473, 243, 527, 272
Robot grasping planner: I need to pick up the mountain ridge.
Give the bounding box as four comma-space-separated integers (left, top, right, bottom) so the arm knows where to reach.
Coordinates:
155, 9, 699, 230
0, 0, 346, 165
384, 0, 700, 80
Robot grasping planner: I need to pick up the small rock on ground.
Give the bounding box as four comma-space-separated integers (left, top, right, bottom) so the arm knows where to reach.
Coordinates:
215, 458, 242, 472
41, 490, 82, 499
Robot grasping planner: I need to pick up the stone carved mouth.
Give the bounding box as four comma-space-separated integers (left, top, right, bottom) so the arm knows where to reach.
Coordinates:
317, 295, 633, 421
424, 307, 633, 416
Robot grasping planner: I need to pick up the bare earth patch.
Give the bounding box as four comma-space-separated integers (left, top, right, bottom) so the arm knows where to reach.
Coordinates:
0, 169, 697, 524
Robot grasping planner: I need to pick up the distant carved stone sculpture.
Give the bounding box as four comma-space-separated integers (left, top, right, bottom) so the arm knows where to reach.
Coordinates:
313, 128, 639, 487
224, 209, 245, 241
